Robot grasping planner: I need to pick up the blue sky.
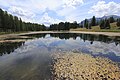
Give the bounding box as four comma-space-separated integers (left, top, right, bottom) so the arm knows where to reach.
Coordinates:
0, 0, 120, 26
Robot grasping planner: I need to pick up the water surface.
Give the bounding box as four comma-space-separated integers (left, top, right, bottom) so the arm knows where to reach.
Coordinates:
0, 33, 120, 80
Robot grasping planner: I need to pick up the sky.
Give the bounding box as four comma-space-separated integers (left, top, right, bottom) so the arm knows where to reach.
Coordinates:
0, 0, 120, 26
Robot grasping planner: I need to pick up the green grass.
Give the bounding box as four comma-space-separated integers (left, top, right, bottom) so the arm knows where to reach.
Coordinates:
71, 22, 120, 32
0, 22, 120, 35
0, 32, 11, 35
0, 31, 30, 35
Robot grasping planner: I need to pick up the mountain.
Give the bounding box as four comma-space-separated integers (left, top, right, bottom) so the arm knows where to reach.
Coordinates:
102, 15, 120, 19
80, 15, 120, 25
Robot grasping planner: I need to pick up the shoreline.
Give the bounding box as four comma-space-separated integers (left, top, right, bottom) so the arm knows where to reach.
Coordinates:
0, 31, 120, 41
17, 31, 120, 36
69, 31, 120, 37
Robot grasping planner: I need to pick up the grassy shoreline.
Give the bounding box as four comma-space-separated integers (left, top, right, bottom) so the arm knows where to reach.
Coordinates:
70, 29, 120, 32
1, 22, 120, 35
0, 31, 120, 41
71, 22, 120, 32
0, 31, 31, 35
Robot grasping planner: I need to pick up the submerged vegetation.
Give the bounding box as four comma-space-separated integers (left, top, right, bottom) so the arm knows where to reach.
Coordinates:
52, 52, 120, 80
0, 32, 120, 79
0, 0, 120, 79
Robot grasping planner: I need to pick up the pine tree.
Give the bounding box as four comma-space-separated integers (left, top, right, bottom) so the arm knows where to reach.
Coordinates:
109, 16, 115, 23
59, 22, 64, 30
91, 16, 96, 26
84, 19, 88, 29
9, 14, 14, 31
73, 21, 78, 29
14, 16, 20, 31
0, 8, 3, 29
100, 19, 105, 29
19, 18, 23, 31
104, 19, 110, 29
4, 11, 10, 31
64, 22, 70, 30
117, 18, 120, 29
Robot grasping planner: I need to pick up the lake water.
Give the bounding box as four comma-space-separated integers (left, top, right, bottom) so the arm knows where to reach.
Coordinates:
0, 33, 120, 80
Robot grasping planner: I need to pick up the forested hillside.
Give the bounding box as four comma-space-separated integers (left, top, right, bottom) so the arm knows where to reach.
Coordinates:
0, 8, 46, 32
0, 8, 120, 32
49, 16, 120, 31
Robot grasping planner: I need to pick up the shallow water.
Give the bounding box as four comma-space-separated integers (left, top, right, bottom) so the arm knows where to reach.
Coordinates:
0, 33, 120, 80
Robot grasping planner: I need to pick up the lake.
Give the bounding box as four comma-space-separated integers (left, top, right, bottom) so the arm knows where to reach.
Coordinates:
0, 33, 120, 80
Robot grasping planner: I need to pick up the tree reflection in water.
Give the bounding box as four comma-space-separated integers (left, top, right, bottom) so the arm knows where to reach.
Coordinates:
0, 33, 120, 56
0, 42, 25, 56
50, 33, 120, 45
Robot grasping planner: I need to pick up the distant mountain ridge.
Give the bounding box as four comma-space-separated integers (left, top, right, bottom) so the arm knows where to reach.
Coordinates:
80, 15, 120, 25
102, 15, 120, 19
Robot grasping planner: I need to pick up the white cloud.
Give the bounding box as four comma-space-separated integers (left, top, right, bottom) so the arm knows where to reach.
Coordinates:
56, 0, 84, 22
7, 6, 36, 23
0, 0, 15, 7
57, 7, 81, 22
63, 0, 84, 8
8, 6, 35, 18
0, 0, 84, 25
39, 13, 63, 26
30, 0, 63, 12
89, 1, 120, 17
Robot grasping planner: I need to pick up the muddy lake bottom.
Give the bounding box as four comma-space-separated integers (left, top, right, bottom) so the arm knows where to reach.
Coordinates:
0, 33, 120, 80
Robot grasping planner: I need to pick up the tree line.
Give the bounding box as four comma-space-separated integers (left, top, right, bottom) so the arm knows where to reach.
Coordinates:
0, 8, 46, 32
117, 18, 120, 29
82, 16, 112, 29
49, 21, 79, 31
81, 16, 120, 29
49, 16, 120, 31
0, 8, 120, 32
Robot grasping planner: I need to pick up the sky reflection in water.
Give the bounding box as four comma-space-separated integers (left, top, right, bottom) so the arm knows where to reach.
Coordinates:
0, 33, 120, 80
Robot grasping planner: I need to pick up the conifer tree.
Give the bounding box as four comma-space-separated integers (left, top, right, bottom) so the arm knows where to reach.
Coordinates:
84, 19, 89, 29
0, 9, 3, 29
100, 19, 105, 29
109, 16, 115, 23
19, 18, 23, 31
104, 19, 110, 29
117, 18, 120, 29
91, 16, 96, 26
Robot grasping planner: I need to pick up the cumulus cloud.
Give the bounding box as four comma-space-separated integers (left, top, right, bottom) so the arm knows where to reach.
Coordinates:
7, 6, 36, 23
57, 7, 81, 22
8, 6, 35, 18
63, 0, 84, 8
0, 0, 85, 25
89, 1, 120, 17
40, 13, 63, 26
30, 0, 62, 12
